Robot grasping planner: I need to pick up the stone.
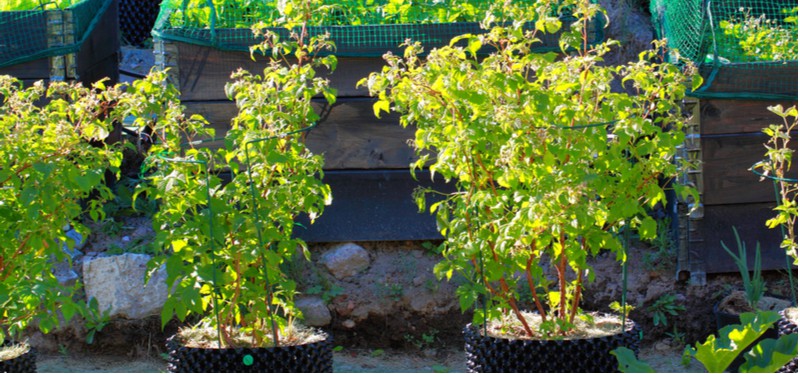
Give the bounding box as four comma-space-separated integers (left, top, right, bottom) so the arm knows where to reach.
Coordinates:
61, 229, 86, 259
53, 261, 78, 287
83, 253, 168, 320
342, 319, 356, 329
296, 297, 331, 327
321, 243, 370, 279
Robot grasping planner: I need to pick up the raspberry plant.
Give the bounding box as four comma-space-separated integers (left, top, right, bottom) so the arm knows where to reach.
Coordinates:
0, 77, 122, 345
141, 0, 334, 348
362, 0, 700, 338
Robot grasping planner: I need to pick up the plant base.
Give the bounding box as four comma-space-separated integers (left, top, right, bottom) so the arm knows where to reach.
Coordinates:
464, 318, 641, 373
166, 331, 333, 373
0, 342, 36, 373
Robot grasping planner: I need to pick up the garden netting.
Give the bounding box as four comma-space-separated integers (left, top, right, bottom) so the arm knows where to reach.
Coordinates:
151, 0, 605, 57
0, 0, 112, 69
651, 0, 798, 99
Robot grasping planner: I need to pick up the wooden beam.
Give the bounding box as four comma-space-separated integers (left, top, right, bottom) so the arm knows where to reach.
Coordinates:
175, 42, 386, 101
700, 99, 798, 135
295, 169, 453, 242
75, 0, 119, 85
702, 132, 797, 205
183, 98, 418, 170
699, 202, 793, 274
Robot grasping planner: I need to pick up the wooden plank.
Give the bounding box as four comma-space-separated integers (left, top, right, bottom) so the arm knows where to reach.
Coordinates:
183, 98, 418, 170
0, 58, 50, 80
702, 132, 798, 205
702, 63, 798, 98
699, 202, 793, 274
74, 0, 119, 86
701, 99, 798, 135
295, 170, 453, 242
175, 42, 385, 101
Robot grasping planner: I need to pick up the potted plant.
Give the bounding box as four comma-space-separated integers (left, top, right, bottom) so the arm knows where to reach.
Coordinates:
140, 1, 336, 371
0, 76, 121, 371
361, 0, 699, 371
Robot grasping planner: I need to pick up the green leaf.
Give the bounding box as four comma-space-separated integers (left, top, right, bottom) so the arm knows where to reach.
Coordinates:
373, 99, 390, 119
611, 347, 656, 373
740, 334, 798, 373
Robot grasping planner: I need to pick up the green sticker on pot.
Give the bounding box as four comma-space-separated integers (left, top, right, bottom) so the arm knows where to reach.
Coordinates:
243, 354, 254, 366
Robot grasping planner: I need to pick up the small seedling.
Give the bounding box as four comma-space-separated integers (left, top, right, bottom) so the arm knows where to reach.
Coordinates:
370, 349, 385, 358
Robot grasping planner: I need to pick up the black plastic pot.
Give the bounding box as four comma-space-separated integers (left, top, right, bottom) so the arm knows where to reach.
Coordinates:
166, 331, 333, 373
464, 317, 641, 373
777, 309, 798, 374
713, 301, 781, 371
0, 342, 36, 373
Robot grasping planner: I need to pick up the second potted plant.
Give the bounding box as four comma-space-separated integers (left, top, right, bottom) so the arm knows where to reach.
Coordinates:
362, 0, 700, 371
139, 1, 336, 372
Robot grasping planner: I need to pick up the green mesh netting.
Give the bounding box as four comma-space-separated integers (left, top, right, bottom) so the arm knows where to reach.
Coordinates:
651, 0, 798, 99
152, 0, 605, 57
0, 0, 112, 69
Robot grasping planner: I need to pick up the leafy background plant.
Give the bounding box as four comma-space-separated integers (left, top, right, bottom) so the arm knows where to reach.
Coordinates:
140, 0, 335, 348
0, 0, 76, 11
717, 7, 798, 62
0, 76, 122, 344
161, 0, 518, 29
362, 0, 700, 338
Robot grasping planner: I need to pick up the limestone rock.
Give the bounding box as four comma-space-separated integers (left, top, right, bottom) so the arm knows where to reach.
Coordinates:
83, 253, 167, 319
321, 243, 370, 279
296, 297, 331, 327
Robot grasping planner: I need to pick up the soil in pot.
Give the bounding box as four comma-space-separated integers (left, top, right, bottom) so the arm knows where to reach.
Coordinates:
166, 325, 333, 373
464, 312, 641, 373
0, 341, 36, 373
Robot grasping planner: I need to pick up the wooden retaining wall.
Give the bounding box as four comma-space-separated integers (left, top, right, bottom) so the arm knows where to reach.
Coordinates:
0, 0, 119, 87
685, 90, 798, 275
157, 40, 435, 242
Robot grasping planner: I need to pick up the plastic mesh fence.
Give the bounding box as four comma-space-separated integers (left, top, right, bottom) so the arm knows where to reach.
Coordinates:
152, 0, 605, 57
651, 0, 797, 99
0, 0, 112, 69
120, 0, 161, 47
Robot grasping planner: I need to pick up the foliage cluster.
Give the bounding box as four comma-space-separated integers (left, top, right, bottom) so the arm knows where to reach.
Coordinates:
362, 0, 699, 338
0, 76, 122, 344
140, 0, 334, 348
720, 227, 765, 311
717, 7, 798, 62
162, 0, 518, 29
0, 0, 76, 11
614, 311, 798, 373
751, 105, 797, 265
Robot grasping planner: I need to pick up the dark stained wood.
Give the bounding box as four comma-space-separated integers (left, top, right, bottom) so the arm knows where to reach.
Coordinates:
702, 63, 798, 98
0, 0, 118, 85
74, 0, 119, 85
183, 98, 418, 170
700, 99, 798, 135
295, 170, 453, 242
699, 202, 793, 274
0, 58, 50, 80
175, 42, 386, 101
702, 132, 798, 206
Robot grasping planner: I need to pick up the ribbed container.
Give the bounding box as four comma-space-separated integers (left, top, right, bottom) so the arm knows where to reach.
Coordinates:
777, 309, 798, 374
464, 317, 641, 373
0, 342, 36, 373
166, 332, 333, 373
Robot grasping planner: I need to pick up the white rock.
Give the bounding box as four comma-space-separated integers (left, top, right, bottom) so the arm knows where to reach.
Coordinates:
83, 253, 168, 319
296, 297, 331, 327
321, 243, 370, 279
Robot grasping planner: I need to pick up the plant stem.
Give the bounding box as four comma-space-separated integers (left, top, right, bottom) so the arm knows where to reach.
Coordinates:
526, 252, 547, 322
